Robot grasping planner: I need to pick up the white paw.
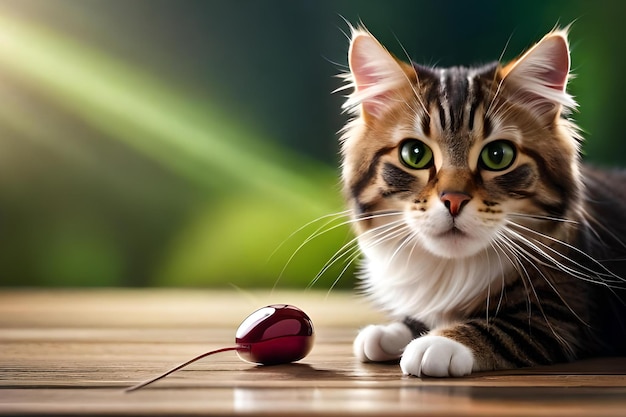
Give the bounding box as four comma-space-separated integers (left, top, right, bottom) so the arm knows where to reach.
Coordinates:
353, 322, 413, 362
400, 335, 474, 377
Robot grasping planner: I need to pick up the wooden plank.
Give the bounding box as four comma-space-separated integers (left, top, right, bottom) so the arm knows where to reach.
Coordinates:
1, 289, 626, 416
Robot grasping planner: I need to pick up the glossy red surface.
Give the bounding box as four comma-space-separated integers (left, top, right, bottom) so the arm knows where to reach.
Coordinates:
235, 304, 315, 365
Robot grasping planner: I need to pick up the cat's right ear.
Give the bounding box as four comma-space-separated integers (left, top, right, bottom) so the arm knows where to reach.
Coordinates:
346, 28, 415, 120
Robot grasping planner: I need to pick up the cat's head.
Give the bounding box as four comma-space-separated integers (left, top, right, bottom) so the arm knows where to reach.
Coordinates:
340, 27, 582, 260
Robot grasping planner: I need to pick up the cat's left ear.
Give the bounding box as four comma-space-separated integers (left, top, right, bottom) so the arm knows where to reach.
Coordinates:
501, 30, 576, 119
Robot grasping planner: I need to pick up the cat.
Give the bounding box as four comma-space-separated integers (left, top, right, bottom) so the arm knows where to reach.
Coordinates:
338, 25, 626, 377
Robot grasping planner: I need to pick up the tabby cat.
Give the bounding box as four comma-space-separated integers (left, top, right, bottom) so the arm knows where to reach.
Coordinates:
339, 26, 626, 377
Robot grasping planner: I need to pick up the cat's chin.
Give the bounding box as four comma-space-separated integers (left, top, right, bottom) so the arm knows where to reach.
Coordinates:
421, 229, 488, 259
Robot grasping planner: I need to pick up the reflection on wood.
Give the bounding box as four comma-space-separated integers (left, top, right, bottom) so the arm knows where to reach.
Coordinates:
1, 289, 625, 416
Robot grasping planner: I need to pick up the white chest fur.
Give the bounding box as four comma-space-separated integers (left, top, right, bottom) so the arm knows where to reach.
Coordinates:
358, 239, 511, 329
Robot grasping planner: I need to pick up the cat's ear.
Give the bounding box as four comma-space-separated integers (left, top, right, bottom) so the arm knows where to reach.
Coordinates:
501, 30, 576, 118
346, 28, 415, 120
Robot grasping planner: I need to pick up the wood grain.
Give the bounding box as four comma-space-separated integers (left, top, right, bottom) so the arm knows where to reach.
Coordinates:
1, 289, 625, 416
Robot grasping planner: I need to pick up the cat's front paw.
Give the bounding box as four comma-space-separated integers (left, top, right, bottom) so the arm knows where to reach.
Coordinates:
353, 322, 412, 362
400, 335, 474, 377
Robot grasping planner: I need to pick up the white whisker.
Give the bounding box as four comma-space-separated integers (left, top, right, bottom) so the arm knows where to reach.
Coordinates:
484, 241, 508, 322
393, 33, 429, 117
307, 216, 406, 291
504, 226, 607, 287
584, 208, 626, 251
500, 230, 590, 326
508, 212, 579, 225
506, 220, 625, 285
495, 231, 580, 352
493, 232, 533, 319
485, 31, 514, 119
488, 238, 514, 318
324, 249, 363, 299
274, 209, 403, 290
271, 210, 351, 291
384, 227, 417, 271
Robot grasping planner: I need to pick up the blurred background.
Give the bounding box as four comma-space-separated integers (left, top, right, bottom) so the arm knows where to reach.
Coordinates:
0, 0, 624, 288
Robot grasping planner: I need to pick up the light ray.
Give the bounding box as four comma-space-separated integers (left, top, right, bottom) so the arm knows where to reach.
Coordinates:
0, 11, 335, 214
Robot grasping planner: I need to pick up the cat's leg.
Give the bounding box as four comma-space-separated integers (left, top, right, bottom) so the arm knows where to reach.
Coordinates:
353, 322, 412, 362
400, 315, 578, 377
400, 334, 474, 377
354, 318, 427, 362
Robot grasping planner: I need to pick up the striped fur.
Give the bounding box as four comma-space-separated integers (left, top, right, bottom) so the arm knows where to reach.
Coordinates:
341, 26, 626, 376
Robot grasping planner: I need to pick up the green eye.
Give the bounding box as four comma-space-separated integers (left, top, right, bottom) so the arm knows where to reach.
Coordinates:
399, 139, 434, 169
479, 140, 516, 171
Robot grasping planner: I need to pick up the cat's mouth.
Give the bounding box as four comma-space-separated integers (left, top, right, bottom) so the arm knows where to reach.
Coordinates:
438, 226, 467, 238
419, 223, 488, 259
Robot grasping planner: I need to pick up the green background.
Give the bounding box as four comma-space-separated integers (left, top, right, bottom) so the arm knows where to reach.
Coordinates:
1, 0, 624, 288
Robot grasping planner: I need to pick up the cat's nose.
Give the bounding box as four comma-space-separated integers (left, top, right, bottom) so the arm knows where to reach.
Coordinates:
440, 192, 471, 217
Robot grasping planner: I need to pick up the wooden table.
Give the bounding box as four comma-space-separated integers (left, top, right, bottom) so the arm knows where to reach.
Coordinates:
2, 289, 626, 416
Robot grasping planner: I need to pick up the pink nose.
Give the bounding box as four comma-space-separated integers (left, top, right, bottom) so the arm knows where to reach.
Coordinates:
440, 192, 471, 217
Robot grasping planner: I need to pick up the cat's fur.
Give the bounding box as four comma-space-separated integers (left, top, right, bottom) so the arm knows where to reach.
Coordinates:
339, 26, 626, 377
